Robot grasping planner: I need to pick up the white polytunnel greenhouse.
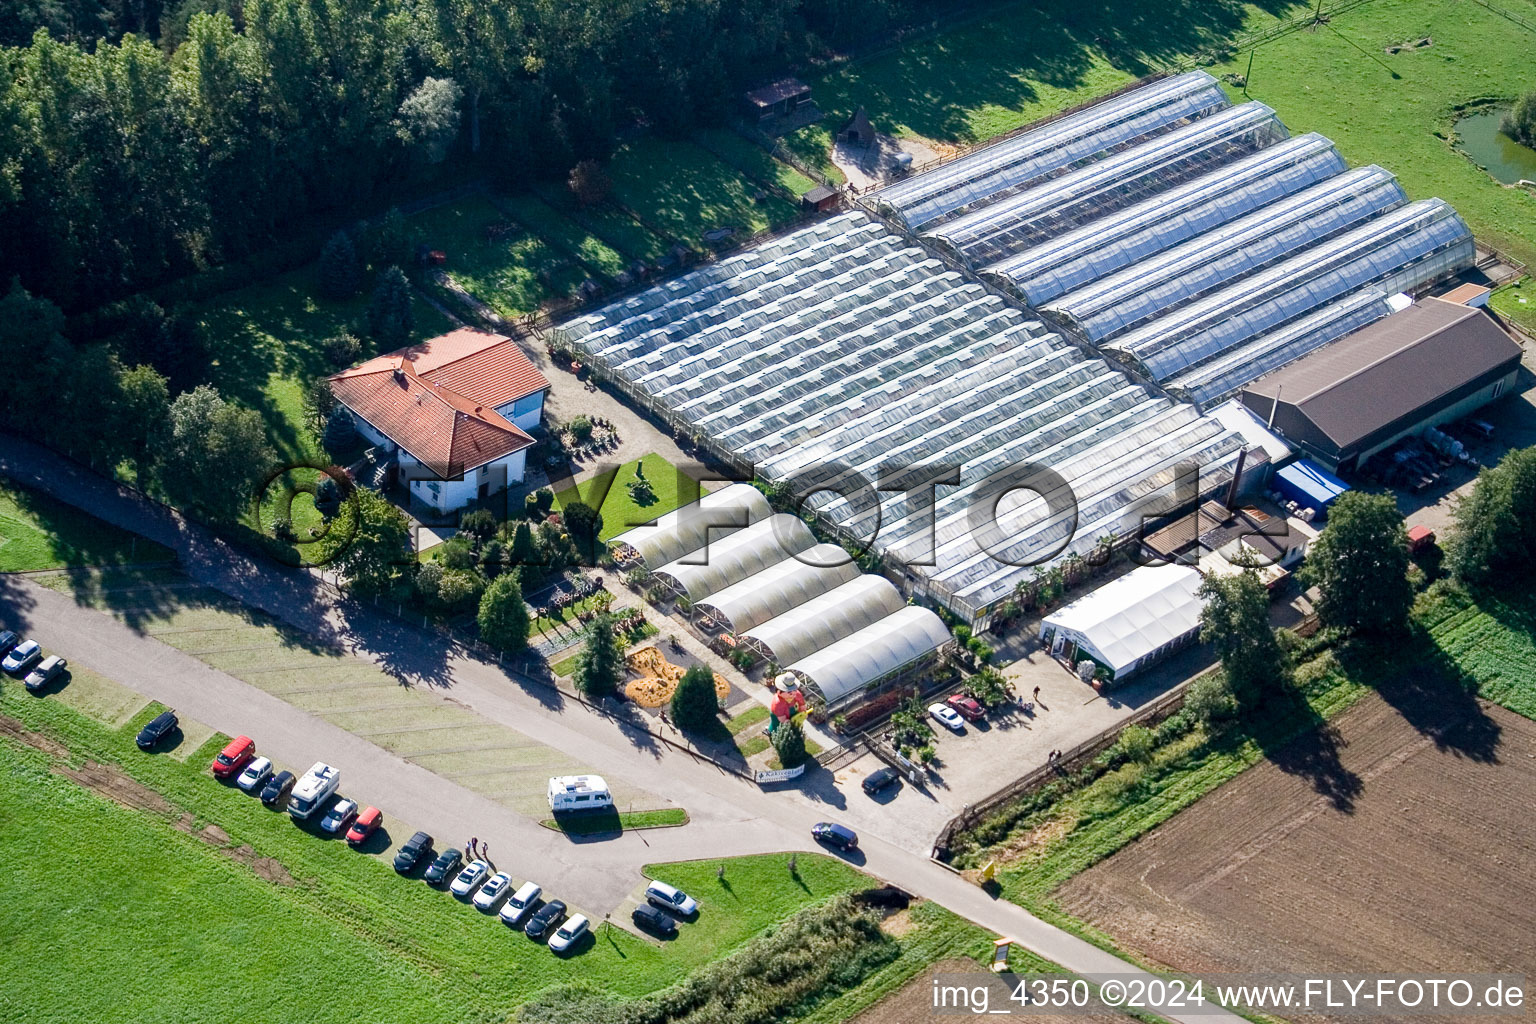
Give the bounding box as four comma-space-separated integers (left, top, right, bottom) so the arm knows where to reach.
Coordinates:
1039, 564, 1205, 680
693, 546, 861, 634
609, 482, 771, 568
741, 575, 908, 667
651, 513, 816, 602
788, 605, 956, 705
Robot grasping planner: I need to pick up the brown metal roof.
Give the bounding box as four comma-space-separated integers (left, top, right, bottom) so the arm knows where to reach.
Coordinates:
1242, 299, 1521, 450
745, 77, 810, 108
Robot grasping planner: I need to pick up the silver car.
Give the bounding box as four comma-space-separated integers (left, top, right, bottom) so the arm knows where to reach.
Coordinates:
449, 859, 490, 897
472, 871, 513, 911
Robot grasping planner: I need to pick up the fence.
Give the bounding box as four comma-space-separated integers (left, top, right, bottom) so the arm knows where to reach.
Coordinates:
929, 681, 1192, 860
1467, 0, 1536, 34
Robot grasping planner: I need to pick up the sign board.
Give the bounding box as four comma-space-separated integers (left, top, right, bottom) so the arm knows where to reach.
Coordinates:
754, 763, 807, 784
991, 937, 1015, 972
981, 860, 996, 882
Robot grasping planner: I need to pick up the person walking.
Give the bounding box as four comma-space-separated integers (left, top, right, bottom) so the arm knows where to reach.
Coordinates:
469, 836, 479, 859
1033, 686, 1041, 703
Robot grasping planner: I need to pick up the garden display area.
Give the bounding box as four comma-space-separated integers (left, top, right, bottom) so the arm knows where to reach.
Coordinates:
552, 454, 705, 543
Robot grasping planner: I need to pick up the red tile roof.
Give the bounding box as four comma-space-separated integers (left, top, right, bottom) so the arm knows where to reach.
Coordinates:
328, 330, 550, 479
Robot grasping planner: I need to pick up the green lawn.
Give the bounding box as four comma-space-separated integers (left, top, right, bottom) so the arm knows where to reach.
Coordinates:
0, 481, 171, 571
696, 129, 821, 196
0, 685, 918, 1024
1211, 0, 1536, 267
607, 138, 801, 245
548, 650, 583, 678
725, 704, 771, 735
530, 184, 677, 263
193, 264, 452, 462
1491, 277, 1536, 336
552, 453, 704, 542
410, 194, 587, 318
777, 125, 847, 184
496, 193, 632, 279
539, 807, 689, 835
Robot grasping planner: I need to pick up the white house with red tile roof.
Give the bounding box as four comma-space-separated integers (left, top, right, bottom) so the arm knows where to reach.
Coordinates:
328, 329, 551, 513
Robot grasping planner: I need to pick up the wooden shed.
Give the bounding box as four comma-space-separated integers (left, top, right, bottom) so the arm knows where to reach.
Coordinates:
800, 185, 840, 213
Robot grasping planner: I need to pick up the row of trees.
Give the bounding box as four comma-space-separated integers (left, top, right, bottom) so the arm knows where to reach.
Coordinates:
1, 0, 926, 314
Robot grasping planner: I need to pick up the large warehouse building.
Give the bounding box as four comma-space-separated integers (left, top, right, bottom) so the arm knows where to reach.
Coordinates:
558, 71, 1482, 630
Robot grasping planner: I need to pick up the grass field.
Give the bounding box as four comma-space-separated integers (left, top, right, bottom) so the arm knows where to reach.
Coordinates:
1415, 579, 1536, 720
697, 129, 821, 196
0, 482, 171, 572
552, 453, 704, 542
531, 184, 677, 263
539, 807, 690, 835
1491, 277, 1536, 336
0, 682, 899, 1024
194, 264, 453, 461
495, 193, 632, 279
608, 138, 801, 244
411, 194, 587, 317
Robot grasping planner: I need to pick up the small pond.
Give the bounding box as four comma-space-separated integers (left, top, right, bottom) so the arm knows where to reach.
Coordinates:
1455, 109, 1536, 185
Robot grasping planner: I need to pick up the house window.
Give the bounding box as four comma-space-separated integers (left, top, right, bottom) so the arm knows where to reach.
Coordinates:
1493, 378, 1506, 400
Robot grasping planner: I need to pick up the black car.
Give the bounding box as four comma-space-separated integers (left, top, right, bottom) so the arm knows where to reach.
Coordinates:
423, 848, 463, 886
0, 630, 19, 658
525, 899, 567, 940
135, 710, 178, 751
861, 766, 900, 796
260, 770, 296, 808
393, 831, 435, 874
631, 904, 677, 937
811, 821, 859, 851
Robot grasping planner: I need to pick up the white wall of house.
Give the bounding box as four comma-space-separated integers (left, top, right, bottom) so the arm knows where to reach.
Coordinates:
494, 389, 546, 433
402, 448, 528, 513
348, 410, 394, 451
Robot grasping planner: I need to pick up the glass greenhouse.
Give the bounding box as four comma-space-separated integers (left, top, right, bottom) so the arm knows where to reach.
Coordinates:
741, 575, 908, 667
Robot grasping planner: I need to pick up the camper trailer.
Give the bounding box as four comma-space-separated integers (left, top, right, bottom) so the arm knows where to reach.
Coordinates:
547, 774, 613, 813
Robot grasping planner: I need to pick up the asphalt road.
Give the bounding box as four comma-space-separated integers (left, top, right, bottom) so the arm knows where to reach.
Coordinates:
0, 436, 1243, 1023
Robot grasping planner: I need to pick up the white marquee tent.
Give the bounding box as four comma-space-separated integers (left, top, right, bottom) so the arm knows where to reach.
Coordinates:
1039, 564, 1205, 678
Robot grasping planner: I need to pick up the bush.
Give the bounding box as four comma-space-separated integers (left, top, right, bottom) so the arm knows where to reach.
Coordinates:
1114, 723, 1154, 764
568, 415, 594, 443
478, 573, 530, 653
1183, 673, 1238, 723
772, 718, 808, 768
460, 508, 497, 544
322, 409, 357, 453
318, 229, 362, 301
671, 663, 720, 733
322, 330, 362, 368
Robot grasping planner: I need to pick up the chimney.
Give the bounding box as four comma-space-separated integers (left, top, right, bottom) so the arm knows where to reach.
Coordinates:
1225, 447, 1247, 510
392, 368, 407, 386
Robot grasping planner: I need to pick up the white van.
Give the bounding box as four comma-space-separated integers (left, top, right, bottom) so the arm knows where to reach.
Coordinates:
547, 774, 613, 813
288, 762, 342, 819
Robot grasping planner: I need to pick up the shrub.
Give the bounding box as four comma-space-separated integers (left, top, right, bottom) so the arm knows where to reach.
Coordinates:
478, 573, 530, 653
439, 536, 477, 571
1114, 723, 1155, 764
671, 664, 720, 733
772, 718, 808, 768
318, 229, 361, 300
569, 415, 594, 443
322, 330, 362, 368
459, 508, 497, 544
567, 159, 613, 208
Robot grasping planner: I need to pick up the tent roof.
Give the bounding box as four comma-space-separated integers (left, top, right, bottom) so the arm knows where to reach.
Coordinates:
694, 547, 860, 634
742, 575, 907, 666
1041, 564, 1204, 674
609, 483, 771, 567
1274, 459, 1348, 507
653, 514, 815, 601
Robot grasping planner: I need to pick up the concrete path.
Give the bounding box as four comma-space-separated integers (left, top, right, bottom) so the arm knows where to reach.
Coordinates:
0, 434, 1242, 1023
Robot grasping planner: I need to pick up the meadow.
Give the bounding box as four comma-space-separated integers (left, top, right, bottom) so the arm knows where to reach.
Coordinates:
0, 482, 171, 572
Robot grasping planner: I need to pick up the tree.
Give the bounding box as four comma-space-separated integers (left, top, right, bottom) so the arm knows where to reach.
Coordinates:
332, 488, 411, 597
318, 230, 362, 300
1502, 90, 1536, 148
323, 330, 362, 367
460, 508, 497, 545
323, 408, 358, 453
670, 663, 719, 732
477, 572, 530, 653
508, 520, 539, 568
573, 611, 623, 698
395, 76, 463, 164
562, 500, 603, 562
1198, 570, 1291, 709
1447, 446, 1536, 585
771, 717, 808, 769
370, 206, 415, 269
1298, 491, 1413, 635
567, 159, 612, 208
368, 265, 415, 349
156, 385, 276, 519
112, 363, 170, 480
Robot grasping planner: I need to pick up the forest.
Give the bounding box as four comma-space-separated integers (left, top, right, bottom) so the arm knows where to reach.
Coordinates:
0, 0, 928, 315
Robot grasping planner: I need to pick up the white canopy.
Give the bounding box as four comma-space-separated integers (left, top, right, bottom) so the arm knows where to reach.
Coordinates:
653, 514, 815, 602
609, 483, 771, 568
743, 575, 907, 666
789, 605, 952, 705
694, 547, 860, 634
1040, 564, 1205, 677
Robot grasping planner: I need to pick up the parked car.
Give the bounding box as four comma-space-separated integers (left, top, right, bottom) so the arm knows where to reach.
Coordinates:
548, 913, 589, 953
423, 848, 464, 886
23, 655, 67, 693
472, 871, 513, 911
210, 735, 256, 780
135, 709, 179, 751
632, 904, 677, 937
3, 639, 42, 675
236, 756, 274, 793
945, 694, 986, 722
812, 821, 859, 851
928, 702, 966, 733
320, 798, 359, 835
644, 880, 698, 917
525, 899, 567, 940
0, 630, 19, 658
861, 766, 901, 796
260, 770, 296, 808
449, 859, 491, 897
393, 831, 434, 874
499, 881, 542, 927
346, 806, 382, 846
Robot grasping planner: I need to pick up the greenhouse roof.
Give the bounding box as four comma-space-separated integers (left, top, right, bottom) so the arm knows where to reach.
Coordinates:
788, 605, 954, 704
742, 575, 908, 667
694, 546, 861, 634
609, 483, 771, 568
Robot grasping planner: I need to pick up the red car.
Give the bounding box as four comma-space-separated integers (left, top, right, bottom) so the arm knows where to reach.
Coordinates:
211, 736, 256, 780
945, 694, 986, 722
346, 806, 383, 846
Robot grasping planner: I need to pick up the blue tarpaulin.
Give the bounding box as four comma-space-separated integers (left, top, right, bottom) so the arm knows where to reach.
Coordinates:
1273, 459, 1349, 519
